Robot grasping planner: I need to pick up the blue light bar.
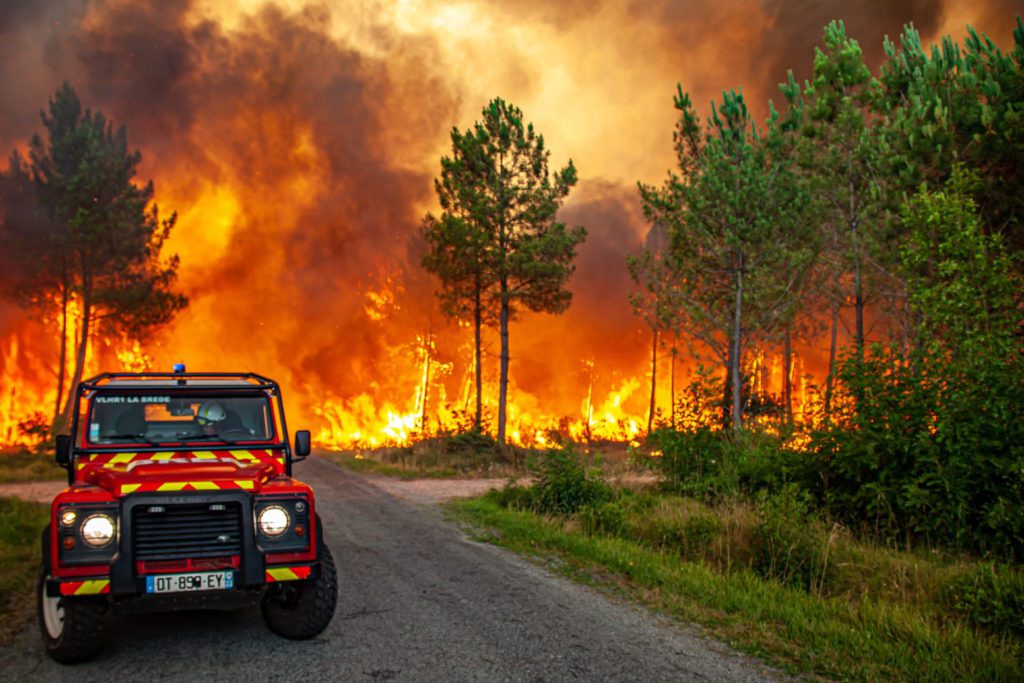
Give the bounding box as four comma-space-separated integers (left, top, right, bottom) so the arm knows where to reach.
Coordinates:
173, 363, 186, 373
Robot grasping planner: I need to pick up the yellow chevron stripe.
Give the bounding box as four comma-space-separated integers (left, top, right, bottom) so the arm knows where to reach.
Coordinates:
152, 452, 175, 461
193, 451, 217, 459
189, 481, 220, 490
231, 450, 256, 461
121, 484, 141, 495
157, 482, 188, 491
235, 480, 255, 490
109, 453, 137, 465
267, 568, 300, 582
75, 580, 109, 595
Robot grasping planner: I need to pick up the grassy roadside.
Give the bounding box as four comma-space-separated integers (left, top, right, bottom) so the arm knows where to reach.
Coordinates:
317, 450, 475, 479
0, 497, 49, 644
449, 494, 1021, 682
0, 448, 65, 484
318, 436, 642, 480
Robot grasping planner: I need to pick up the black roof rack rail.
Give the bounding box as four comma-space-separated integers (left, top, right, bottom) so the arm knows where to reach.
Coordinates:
80, 372, 279, 392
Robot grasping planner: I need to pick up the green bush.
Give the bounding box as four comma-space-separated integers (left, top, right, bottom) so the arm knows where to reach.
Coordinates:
489, 483, 537, 511
649, 427, 729, 498
529, 447, 612, 516
751, 485, 830, 591
445, 428, 499, 454
578, 500, 628, 537
682, 514, 721, 555
945, 563, 1024, 639
803, 346, 1024, 559
650, 426, 799, 502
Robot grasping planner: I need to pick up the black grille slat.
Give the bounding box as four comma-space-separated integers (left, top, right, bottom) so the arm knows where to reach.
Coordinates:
133, 502, 243, 561
136, 521, 239, 532
135, 536, 240, 548
134, 532, 239, 540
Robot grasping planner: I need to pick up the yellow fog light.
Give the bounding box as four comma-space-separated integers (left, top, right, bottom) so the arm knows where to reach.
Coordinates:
80, 514, 115, 547
258, 506, 289, 537
60, 510, 77, 527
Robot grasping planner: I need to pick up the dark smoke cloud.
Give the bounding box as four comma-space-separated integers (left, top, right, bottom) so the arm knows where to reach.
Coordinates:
0, 0, 86, 152
640, 0, 950, 116
0, 0, 460, 411
511, 180, 648, 407
758, 0, 945, 88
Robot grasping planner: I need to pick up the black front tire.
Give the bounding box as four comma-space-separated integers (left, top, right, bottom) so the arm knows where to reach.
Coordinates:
262, 544, 338, 640
37, 566, 106, 664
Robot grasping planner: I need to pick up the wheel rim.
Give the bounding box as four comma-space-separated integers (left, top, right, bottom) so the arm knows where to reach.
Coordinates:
41, 590, 65, 639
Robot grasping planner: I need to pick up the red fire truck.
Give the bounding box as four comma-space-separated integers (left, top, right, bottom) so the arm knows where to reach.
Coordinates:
39, 368, 337, 663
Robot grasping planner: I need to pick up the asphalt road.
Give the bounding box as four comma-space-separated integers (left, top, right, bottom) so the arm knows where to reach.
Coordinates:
0, 456, 781, 682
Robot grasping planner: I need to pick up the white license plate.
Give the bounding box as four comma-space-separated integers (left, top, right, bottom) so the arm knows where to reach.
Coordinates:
145, 571, 234, 594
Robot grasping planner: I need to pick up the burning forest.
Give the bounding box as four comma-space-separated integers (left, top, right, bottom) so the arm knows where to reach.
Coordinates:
0, 0, 1020, 454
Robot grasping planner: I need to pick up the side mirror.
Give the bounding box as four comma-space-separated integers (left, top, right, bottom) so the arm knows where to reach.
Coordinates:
294, 430, 311, 458
55, 434, 71, 467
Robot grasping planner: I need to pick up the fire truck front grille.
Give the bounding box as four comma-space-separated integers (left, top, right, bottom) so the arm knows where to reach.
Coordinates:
133, 502, 243, 561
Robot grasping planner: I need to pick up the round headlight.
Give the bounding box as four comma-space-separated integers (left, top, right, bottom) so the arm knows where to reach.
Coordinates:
258, 506, 289, 537
80, 514, 115, 547
60, 509, 78, 527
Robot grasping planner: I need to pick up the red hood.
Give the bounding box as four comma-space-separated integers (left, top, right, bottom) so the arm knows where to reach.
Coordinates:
76, 449, 284, 496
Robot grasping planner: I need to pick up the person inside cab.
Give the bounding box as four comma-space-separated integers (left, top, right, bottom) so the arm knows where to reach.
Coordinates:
196, 401, 227, 435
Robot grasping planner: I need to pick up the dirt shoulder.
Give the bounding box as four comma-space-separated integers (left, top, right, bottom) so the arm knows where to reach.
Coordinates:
358, 475, 509, 505
0, 481, 65, 504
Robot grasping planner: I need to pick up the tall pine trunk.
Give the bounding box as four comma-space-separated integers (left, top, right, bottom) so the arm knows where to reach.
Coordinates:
60, 287, 90, 433
497, 277, 510, 445
473, 280, 482, 431
53, 281, 69, 429
420, 328, 431, 434
730, 252, 744, 432
647, 328, 657, 433
849, 181, 865, 360
824, 295, 840, 418
783, 326, 793, 426
669, 345, 676, 429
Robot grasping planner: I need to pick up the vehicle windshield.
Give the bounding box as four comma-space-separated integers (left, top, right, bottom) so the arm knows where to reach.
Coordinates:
86, 393, 274, 444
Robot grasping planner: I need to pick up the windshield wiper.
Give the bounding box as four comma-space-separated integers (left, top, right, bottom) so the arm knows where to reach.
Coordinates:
176, 434, 240, 444
104, 434, 162, 447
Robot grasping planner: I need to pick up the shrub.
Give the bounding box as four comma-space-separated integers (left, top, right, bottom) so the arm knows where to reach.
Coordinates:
682, 514, 721, 555
489, 483, 537, 511
649, 427, 728, 498
530, 447, 612, 516
751, 485, 831, 591
578, 500, 628, 537
945, 563, 1024, 639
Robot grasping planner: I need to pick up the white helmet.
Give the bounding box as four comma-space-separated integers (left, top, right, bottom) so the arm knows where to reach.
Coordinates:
197, 402, 226, 425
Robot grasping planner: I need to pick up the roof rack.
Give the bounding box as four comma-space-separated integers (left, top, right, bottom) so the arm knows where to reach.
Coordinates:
81, 372, 279, 392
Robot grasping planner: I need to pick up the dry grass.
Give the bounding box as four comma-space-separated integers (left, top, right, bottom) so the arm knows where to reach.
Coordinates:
0, 447, 65, 484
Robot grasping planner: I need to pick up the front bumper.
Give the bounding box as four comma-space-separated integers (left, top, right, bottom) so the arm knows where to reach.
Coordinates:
48, 490, 315, 599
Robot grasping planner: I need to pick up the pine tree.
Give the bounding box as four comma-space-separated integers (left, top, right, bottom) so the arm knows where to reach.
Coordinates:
422, 98, 585, 445
641, 87, 814, 431
15, 83, 187, 429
